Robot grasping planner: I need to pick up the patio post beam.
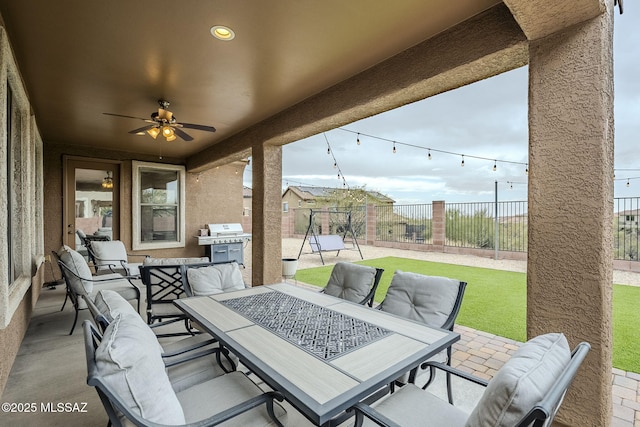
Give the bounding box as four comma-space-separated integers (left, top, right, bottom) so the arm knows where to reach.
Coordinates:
526, 1, 614, 425
251, 143, 283, 286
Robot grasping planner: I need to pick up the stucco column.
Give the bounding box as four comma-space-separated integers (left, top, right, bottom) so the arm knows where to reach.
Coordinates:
527, 7, 613, 426
251, 144, 283, 286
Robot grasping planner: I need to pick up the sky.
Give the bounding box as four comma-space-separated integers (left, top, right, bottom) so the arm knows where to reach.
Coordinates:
245, 5, 639, 205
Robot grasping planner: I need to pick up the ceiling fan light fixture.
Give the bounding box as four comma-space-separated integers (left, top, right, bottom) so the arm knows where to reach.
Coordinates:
210, 25, 235, 41
165, 134, 177, 142
147, 127, 160, 139
162, 125, 175, 138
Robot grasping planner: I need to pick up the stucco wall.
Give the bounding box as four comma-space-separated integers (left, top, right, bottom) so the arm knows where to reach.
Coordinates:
43, 143, 246, 264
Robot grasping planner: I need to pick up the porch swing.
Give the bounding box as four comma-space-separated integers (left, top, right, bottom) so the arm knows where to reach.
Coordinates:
297, 209, 364, 265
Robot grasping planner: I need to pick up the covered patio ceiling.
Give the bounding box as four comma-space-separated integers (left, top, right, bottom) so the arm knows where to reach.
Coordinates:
0, 0, 502, 162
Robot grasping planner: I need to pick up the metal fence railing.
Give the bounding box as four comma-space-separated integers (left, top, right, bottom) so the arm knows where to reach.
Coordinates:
614, 197, 640, 260
445, 202, 498, 250
445, 201, 527, 252
375, 204, 433, 244
290, 198, 639, 261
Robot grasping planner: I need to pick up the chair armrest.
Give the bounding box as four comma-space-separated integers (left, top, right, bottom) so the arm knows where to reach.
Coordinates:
95, 377, 284, 427
352, 363, 489, 427
188, 390, 284, 427
93, 261, 124, 275
162, 347, 219, 367
162, 344, 237, 373
420, 361, 489, 389
125, 253, 151, 259
57, 261, 137, 283
352, 402, 402, 427
90, 273, 140, 283
161, 337, 217, 358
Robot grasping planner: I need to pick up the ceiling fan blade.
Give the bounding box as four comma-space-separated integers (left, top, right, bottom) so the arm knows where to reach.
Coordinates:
103, 112, 149, 121
179, 122, 216, 133
173, 127, 194, 141
128, 124, 158, 134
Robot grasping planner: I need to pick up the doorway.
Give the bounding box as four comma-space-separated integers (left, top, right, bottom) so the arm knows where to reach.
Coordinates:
63, 157, 121, 251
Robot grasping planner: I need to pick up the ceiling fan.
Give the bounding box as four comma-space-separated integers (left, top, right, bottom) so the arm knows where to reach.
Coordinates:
103, 99, 216, 142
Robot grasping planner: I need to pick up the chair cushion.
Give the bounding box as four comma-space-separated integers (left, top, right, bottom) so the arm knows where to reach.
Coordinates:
91, 240, 127, 263
177, 371, 287, 426
94, 279, 139, 303
94, 289, 139, 323
187, 263, 245, 296
324, 262, 376, 303
381, 270, 461, 327
465, 333, 571, 427
58, 245, 94, 296
167, 350, 231, 393
96, 314, 185, 424
364, 383, 468, 427
91, 240, 127, 270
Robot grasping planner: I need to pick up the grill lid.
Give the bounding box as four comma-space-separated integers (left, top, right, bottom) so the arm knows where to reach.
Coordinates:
207, 223, 244, 236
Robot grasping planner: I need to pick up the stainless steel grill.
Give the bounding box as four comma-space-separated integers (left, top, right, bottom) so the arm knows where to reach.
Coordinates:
196, 223, 251, 264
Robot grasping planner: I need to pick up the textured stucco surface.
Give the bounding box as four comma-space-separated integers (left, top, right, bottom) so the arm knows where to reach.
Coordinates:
528, 4, 614, 425
43, 143, 246, 261
505, 0, 603, 40
251, 144, 283, 285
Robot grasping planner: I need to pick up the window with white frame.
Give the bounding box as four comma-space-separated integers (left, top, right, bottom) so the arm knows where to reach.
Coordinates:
283, 202, 289, 213
132, 161, 186, 250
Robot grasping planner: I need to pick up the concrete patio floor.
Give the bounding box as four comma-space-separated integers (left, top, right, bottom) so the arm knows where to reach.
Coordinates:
1, 239, 639, 426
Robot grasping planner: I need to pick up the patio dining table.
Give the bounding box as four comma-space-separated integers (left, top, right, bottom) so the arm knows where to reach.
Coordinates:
174, 282, 459, 426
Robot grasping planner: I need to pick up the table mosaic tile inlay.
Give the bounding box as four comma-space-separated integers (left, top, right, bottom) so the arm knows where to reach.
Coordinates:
221, 291, 391, 360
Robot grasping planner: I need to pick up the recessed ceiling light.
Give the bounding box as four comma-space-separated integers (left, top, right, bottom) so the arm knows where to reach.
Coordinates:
210, 25, 235, 41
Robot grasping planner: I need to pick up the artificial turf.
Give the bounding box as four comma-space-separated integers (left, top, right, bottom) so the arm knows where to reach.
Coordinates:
294, 256, 640, 373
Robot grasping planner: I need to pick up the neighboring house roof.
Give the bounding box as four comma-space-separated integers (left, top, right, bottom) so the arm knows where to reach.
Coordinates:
283, 186, 395, 203
243, 186, 252, 198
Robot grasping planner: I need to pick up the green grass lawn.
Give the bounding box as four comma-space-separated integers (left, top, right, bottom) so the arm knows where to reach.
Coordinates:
295, 256, 640, 373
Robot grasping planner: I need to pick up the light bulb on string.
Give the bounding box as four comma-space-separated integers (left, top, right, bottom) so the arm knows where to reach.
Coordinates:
493, 161, 497, 172
356, 133, 361, 145
461, 155, 465, 167
333, 162, 337, 169
627, 179, 630, 187
392, 142, 396, 154
525, 164, 529, 175
427, 149, 432, 160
